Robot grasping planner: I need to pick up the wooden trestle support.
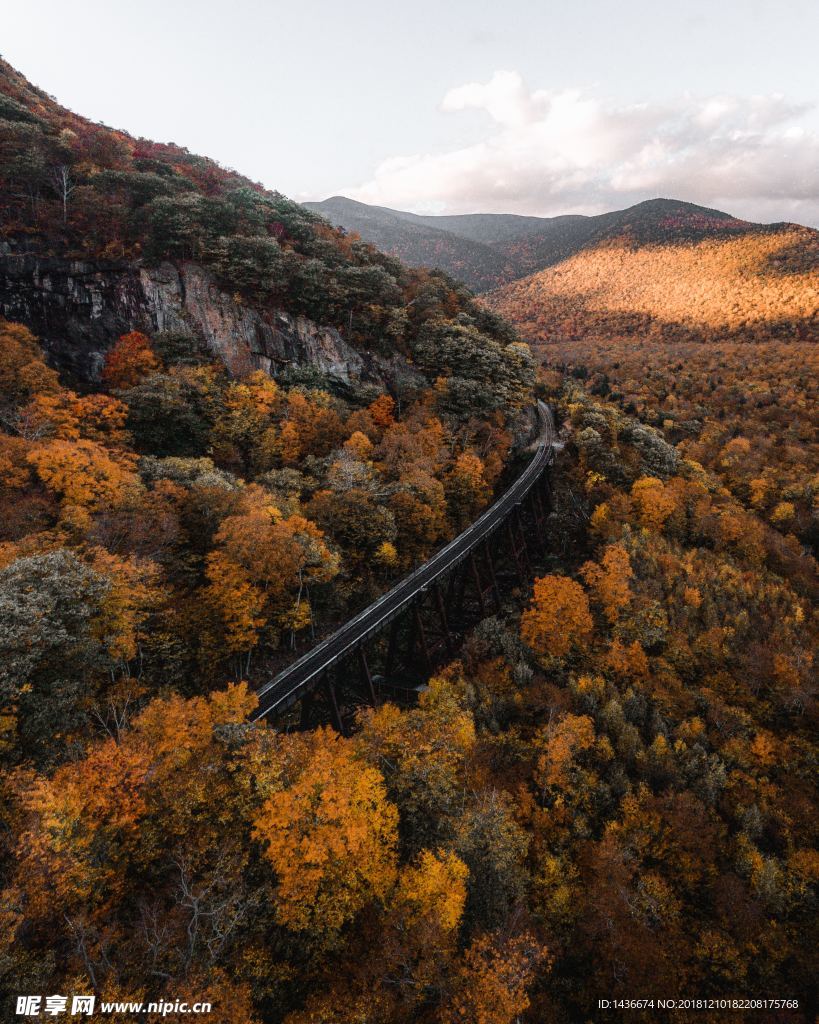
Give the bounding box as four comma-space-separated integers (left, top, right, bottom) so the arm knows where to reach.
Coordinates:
297, 466, 552, 734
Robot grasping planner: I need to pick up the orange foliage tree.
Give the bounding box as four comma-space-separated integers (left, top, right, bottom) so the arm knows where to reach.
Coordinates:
438, 932, 549, 1024
520, 574, 593, 660
101, 331, 161, 390
580, 542, 633, 623
205, 491, 339, 656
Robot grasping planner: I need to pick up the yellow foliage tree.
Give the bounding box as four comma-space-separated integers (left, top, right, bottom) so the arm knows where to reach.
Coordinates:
88, 547, 161, 661
252, 727, 399, 933
27, 439, 138, 525
205, 495, 339, 655
631, 477, 677, 530
447, 451, 490, 528
0, 319, 60, 410
393, 849, 468, 935
368, 393, 396, 431
204, 550, 267, 654
343, 430, 374, 461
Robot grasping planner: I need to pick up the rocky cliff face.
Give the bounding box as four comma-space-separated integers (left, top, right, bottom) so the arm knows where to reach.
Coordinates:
0, 254, 397, 388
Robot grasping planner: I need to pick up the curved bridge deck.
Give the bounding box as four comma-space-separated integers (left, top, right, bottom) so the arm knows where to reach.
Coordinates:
254, 401, 554, 723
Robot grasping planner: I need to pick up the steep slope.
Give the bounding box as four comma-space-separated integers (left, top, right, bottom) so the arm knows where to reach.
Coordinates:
0, 59, 520, 387
0, 60, 536, 771
0, 255, 375, 384
486, 222, 819, 343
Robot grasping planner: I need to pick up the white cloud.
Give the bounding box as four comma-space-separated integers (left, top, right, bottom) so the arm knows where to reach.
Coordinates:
346, 71, 819, 225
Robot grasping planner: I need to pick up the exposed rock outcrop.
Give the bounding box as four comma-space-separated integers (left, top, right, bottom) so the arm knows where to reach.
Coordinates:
0, 255, 392, 387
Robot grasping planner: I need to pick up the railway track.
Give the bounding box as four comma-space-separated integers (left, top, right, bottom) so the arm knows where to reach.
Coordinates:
254, 400, 554, 722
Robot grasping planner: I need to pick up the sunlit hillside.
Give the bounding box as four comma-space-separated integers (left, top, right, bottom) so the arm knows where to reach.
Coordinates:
539, 337, 819, 557
487, 227, 819, 342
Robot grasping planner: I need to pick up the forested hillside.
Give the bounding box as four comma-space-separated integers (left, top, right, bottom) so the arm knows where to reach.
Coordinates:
487, 225, 819, 343
2, 362, 816, 1022
0, 54, 535, 770
373, 144, 819, 1023
304, 196, 520, 293
0, 57, 524, 365
539, 341, 819, 557
1, 55, 817, 1024
306, 195, 807, 294
485, 210, 818, 563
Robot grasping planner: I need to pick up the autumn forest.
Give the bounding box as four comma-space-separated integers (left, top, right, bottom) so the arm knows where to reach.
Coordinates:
0, 48, 817, 1024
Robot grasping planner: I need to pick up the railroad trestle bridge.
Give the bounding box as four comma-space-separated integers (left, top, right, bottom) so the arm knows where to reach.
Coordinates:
254, 401, 555, 733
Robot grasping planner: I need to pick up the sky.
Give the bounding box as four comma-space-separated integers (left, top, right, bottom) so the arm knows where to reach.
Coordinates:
2, 0, 818, 225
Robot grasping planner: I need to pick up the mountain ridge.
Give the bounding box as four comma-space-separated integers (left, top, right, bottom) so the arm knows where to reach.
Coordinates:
303, 196, 516, 292
305, 194, 803, 292
486, 219, 819, 344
